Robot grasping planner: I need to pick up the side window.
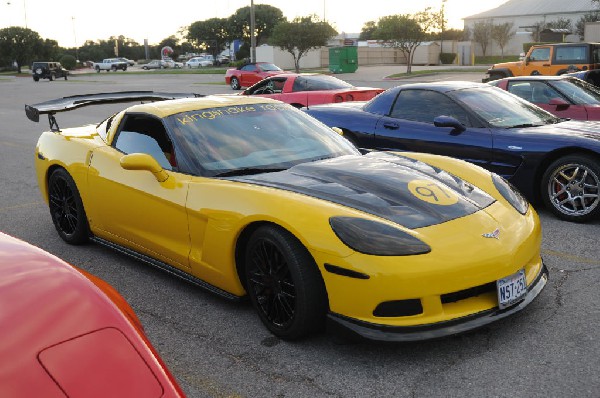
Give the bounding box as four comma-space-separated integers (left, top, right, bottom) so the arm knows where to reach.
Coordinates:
528, 81, 562, 103
554, 46, 587, 63
507, 82, 533, 102
391, 90, 471, 126
292, 77, 309, 92
529, 47, 550, 62
114, 115, 176, 170
241, 64, 257, 72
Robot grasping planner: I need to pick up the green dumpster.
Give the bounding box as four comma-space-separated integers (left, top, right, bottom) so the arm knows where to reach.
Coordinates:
329, 46, 358, 74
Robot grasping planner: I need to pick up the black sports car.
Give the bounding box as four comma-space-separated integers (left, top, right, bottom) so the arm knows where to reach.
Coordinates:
304, 81, 600, 222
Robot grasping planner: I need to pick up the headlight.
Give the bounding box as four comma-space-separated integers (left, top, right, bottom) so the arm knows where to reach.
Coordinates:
329, 217, 431, 256
491, 173, 529, 214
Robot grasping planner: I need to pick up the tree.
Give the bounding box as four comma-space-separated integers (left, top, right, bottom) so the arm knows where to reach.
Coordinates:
545, 18, 573, 31
491, 22, 514, 58
373, 8, 438, 74
359, 21, 377, 40
228, 4, 285, 45
0, 26, 45, 72
187, 18, 231, 56
271, 15, 337, 73
472, 21, 493, 57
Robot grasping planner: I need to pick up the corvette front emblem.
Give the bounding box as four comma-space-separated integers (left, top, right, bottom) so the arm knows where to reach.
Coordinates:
482, 228, 500, 239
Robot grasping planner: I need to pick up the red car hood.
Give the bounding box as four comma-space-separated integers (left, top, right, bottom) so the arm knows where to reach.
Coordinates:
0, 232, 184, 397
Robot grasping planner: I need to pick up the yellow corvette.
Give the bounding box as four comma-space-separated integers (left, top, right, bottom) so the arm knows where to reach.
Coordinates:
26, 92, 548, 341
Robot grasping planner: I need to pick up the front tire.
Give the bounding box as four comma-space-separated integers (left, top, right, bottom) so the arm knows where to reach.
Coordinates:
48, 168, 90, 244
230, 77, 240, 90
244, 225, 327, 340
541, 155, 600, 222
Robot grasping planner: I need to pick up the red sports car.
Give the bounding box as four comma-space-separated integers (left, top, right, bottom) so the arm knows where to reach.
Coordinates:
225, 62, 286, 90
490, 75, 600, 121
240, 73, 385, 108
0, 232, 184, 398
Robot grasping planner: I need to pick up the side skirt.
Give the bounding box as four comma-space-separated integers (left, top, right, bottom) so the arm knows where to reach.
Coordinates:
91, 236, 244, 302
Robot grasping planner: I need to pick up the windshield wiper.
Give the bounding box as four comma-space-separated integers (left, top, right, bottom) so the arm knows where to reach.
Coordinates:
215, 167, 286, 177
506, 123, 543, 129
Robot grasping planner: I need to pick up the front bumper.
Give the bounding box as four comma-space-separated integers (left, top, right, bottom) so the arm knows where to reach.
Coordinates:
328, 262, 548, 342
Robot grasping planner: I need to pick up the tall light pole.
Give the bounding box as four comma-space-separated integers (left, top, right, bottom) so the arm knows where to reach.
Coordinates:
5, 0, 27, 28
440, 0, 447, 62
250, 0, 256, 63
23, 0, 27, 28
72, 16, 79, 61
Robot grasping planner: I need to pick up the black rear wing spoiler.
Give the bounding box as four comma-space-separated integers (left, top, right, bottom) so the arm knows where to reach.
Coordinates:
25, 91, 203, 130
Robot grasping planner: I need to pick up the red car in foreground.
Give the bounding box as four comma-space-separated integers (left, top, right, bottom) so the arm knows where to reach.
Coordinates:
225, 62, 286, 89
240, 73, 385, 108
0, 232, 184, 398
490, 75, 600, 121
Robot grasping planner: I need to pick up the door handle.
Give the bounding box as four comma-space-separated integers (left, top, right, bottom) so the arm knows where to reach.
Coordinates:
383, 122, 399, 130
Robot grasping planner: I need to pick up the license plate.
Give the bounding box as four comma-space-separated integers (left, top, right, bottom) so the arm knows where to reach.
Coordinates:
497, 269, 527, 309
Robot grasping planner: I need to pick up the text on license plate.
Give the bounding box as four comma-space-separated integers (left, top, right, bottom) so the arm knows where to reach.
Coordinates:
496, 269, 527, 309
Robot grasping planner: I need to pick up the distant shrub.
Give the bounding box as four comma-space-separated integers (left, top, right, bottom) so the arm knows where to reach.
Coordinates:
59, 54, 77, 70
440, 52, 457, 64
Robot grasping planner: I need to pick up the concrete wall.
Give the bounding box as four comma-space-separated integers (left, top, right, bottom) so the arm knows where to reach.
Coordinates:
585, 21, 600, 42
255, 46, 322, 69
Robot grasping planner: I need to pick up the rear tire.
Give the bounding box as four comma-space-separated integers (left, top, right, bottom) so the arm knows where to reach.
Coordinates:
244, 225, 327, 340
230, 77, 240, 90
48, 168, 90, 244
541, 154, 600, 222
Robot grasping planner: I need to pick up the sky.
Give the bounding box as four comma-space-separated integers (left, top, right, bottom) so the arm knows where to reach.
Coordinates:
0, 0, 509, 47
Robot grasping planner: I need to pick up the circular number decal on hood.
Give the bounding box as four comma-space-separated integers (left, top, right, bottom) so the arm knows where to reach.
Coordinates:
408, 179, 458, 206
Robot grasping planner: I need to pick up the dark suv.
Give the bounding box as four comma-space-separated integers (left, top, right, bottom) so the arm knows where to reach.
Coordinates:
31, 62, 69, 82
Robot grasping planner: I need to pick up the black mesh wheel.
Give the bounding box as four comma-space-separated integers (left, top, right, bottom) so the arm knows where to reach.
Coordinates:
245, 225, 327, 340
48, 168, 90, 244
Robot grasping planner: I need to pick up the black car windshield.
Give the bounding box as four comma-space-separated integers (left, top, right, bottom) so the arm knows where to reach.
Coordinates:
258, 63, 282, 71
165, 102, 359, 177
553, 78, 600, 105
451, 86, 560, 128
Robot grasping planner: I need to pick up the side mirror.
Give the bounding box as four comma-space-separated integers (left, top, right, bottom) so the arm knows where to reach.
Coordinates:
434, 116, 466, 133
120, 153, 168, 182
549, 97, 570, 110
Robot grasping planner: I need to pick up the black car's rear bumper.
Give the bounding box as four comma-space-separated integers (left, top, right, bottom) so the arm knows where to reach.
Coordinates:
328, 263, 549, 342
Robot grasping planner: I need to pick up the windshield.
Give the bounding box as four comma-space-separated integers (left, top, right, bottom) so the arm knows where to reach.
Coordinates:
259, 63, 282, 72
451, 86, 560, 128
553, 78, 600, 105
164, 102, 359, 177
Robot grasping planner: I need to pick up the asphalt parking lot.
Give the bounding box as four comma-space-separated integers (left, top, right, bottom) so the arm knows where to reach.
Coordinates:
0, 68, 598, 397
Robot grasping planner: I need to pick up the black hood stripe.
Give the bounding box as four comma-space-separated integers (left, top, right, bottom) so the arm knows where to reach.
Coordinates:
232, 152, 495, 229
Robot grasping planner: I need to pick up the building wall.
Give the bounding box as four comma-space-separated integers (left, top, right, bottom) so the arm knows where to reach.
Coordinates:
464, 12, 588, 56
255, 46, 322, 69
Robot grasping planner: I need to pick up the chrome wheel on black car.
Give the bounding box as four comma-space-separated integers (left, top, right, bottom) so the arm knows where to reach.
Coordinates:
542, 155, 600, 222
245, 225, 327, 340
